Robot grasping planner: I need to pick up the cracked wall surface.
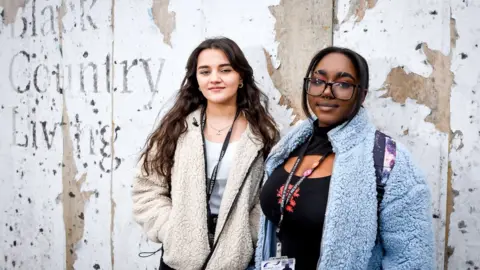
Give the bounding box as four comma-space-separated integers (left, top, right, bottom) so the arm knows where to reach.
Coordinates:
0, 0, 479, 269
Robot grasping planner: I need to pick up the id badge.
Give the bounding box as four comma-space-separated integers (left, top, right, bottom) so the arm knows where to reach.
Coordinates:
260, 257, 295, 270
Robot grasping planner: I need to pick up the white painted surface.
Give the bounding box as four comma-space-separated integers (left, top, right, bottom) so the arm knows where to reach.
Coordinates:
0, 0, 479, 269
61, 0, 115, 269
448, 1, 480, 269
110, 0, 293, 269
112, 0, 171, 268
334, 0, 452, 268
0, 0, 66, 269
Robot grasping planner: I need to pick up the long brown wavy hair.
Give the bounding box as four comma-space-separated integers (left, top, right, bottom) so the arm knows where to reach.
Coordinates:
140, 37, 279, 182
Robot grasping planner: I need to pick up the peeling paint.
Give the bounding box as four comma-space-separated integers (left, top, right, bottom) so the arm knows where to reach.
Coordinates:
2, 1, 479, 269
448, 1, 480, 268
347, 0, 378, 22
337, 0, 378, 24
57, 0, 67, 41
334, 1, 453, 268
0, 0, 26, 25
151, 0, 175, 47
443, 17, 460, 269
263, 48, 300, 125
61, 101, 95, 270
381, 43, 453, 133
268, 0, 333, 121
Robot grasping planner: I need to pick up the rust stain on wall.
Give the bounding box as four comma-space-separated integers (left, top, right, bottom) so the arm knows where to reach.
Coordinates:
269, 0, 333, 124
381, 43, 453, 133
152, 0, 176, 47
0, 0, 25, 24
61, 102, 94, 270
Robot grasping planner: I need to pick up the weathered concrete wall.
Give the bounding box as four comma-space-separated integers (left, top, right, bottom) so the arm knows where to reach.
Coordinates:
0, 0, 318, 269
448, 1, 480, 269
0, 0, 478, 269
334, 0, 480, 269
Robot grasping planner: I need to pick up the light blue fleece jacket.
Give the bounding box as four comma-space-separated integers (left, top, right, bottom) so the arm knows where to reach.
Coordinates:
254, 108, 435, 270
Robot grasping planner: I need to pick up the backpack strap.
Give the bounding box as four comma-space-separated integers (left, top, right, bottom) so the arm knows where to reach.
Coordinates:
373, 130, 397, 244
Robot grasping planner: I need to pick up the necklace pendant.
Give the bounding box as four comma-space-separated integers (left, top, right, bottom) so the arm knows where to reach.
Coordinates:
216, 131, 221, 135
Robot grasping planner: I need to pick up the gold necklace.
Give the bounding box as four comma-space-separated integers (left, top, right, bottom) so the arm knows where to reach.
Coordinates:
208, 122, 232, 135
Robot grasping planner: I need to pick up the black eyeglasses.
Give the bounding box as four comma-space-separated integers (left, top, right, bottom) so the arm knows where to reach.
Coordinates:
304, 77, 360, 101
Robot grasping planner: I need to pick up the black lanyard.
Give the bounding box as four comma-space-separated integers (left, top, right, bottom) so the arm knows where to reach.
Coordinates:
200, 108, 240, 199
276, 133, 332, 236
200, 107, 240, 247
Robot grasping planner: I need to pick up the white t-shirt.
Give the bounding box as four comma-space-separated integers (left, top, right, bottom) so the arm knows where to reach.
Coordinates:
205, 139, 238, 215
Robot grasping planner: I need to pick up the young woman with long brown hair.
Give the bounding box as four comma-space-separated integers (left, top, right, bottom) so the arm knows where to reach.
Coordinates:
132, 37, 278, 270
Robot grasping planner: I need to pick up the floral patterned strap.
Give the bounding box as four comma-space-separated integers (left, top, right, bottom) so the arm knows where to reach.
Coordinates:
382, 136, 397, 179
374, 130, 397, 245
374, 130, 397, 186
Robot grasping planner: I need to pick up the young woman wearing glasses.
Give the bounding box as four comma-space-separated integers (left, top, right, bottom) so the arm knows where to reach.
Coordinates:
255, 47, 435, 270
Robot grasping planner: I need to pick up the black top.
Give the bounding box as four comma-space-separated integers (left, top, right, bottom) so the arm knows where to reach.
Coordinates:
260, 121, 333, 270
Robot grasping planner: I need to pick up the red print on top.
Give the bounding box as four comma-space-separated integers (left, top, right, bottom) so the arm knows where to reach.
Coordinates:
277, 184, 300, 213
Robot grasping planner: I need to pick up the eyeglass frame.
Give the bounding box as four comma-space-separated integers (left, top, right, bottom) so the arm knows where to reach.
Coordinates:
303, 77, 361, 101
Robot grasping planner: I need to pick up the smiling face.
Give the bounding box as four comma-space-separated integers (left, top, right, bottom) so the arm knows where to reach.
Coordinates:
196, 48, 242, 106
307, 52, 360, 127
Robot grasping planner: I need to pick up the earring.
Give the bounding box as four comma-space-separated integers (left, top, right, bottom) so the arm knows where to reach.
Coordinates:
239, 82, 244, 88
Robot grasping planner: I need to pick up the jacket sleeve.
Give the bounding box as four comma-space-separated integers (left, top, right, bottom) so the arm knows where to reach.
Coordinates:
380, 146, 436, 270
249, 198, 261, 244
249, 161, 266, 245
132, 159, 172, 243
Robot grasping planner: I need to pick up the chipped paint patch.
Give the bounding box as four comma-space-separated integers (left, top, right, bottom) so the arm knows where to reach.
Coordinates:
355, 0, 378, 22
340, 0, 378, 23
268, 0, 333, 121
151, 0, 175, 47
0, 0, 26, 25
334, 0, 452, 268
381, 43, 453, 133
61, 101, 94, 270
57, 0, 67, 39
263, 48, 301, 125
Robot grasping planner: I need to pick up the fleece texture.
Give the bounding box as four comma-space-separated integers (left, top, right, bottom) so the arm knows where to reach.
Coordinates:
132, 109, 264, 270
254, 108, 435, 270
